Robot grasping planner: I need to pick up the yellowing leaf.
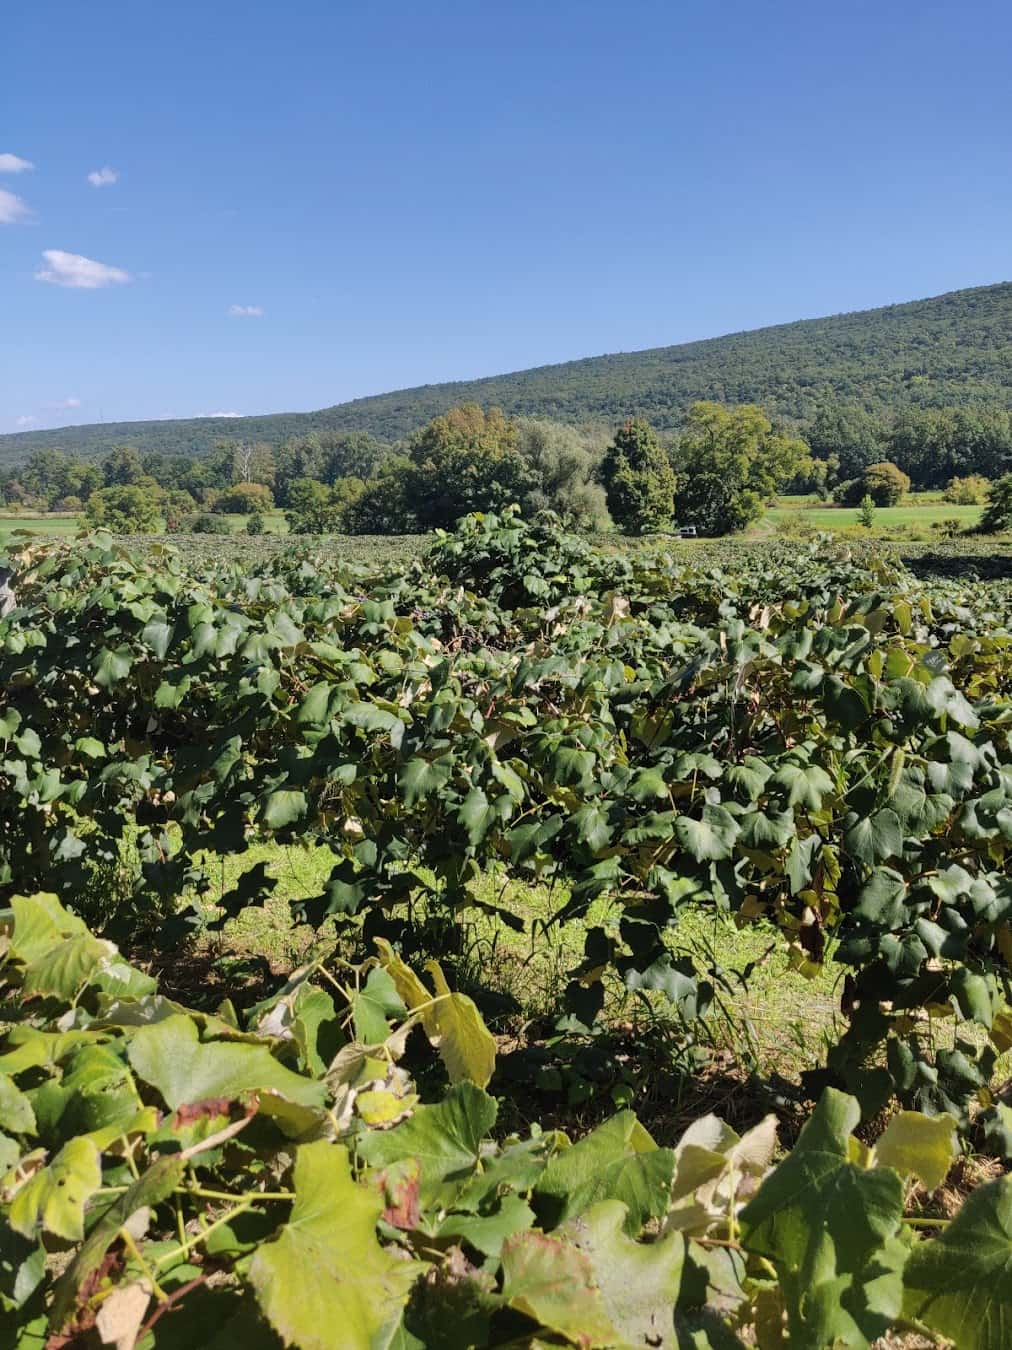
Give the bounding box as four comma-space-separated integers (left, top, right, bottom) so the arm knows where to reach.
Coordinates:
991, 1006, 1012, 1054
9, 1137, 101, 1241
423, 960, 496, 1089
374, 938, 433, 1031
874, 1111, 956, 1191
249, 1142, 414, 1350
375, 940, 496, 1087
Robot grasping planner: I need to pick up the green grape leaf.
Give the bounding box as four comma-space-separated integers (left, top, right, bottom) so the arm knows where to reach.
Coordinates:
127, 1014, 326, 1112
140, 618, 173, 660
903, 1175, 1012, 1350
21, 934, 111, 1002
249, 1142, 414, 1350
357, 1082, 497, 1210
740, 1089, 905, 1348
352, 966, 406, 1046
772, 762, 835, 811
500, 1229, 619, 1347
534, 1111, 676, 1235
9, 893, 89, 964
560, 1199, 684, 1348
0, 1073, 37, 1136
435, 1194, 535, 1258
93, 645, 133, 688
399, 756, 454, 807
8, 1137, 101, 1241
675, 805, 740, 862
261, 789, 308, 830
296, 681, 333, 726
844, 809, 904, 867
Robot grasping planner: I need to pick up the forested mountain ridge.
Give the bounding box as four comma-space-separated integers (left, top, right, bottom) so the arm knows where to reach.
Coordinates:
4, 281, 1012, 465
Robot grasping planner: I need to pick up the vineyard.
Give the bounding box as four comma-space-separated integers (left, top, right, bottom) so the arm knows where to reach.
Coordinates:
2, 511, 1012, 1347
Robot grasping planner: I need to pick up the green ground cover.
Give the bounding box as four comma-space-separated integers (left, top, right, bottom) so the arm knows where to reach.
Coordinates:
4, 515, 1012, 1345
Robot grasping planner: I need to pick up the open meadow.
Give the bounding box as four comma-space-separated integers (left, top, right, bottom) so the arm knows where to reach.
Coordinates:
768, 491, 984, 532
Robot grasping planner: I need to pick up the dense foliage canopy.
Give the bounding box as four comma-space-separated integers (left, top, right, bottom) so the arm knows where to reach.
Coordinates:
2, 516, 1012, 1345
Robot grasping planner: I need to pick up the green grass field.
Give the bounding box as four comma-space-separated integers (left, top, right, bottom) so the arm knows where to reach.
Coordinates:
0, 512, 82, 542
767, 492, 982, 531
0, 494, 988, 549
0, 510, 292, 544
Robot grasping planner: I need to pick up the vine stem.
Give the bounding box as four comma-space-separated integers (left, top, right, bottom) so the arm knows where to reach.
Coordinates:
186, 1184, 295, 1202
154, 1199, 257, 1271
120, 1225, 169, 1301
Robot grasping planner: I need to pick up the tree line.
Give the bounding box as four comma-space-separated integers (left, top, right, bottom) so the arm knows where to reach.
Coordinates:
3, 398, 1012, 536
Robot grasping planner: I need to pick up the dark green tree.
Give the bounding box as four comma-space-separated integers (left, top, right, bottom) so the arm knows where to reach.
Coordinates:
978, 474, 1012, 534
404, 404, 536, 531
601, 418, 675, 533
340, 461, 414, 534
102, 446, 145, 487
285, 476, 367, 534
805, 405, 885, 481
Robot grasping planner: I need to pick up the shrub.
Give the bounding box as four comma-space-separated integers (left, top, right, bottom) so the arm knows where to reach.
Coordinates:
835, 463, 911, 507
213, 482, 274, 514
943, 474, 990, 505
863, 461, 910, 506
188, 511, 232, 535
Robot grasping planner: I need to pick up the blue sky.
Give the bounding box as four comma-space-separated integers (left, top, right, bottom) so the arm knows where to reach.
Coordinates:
2, 0, 1011, 434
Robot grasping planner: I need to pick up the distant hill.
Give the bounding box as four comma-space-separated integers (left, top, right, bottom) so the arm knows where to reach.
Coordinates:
4, 282, 1012, 467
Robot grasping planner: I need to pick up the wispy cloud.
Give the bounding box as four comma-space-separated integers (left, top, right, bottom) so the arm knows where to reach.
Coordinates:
35, 249, 131, 289
228, 304, 263, 317
0, 188, 32, 224
0, 153, 33, 174
87, 166, 119, 188
54, 396, 82, 410
15, 415, 38, 428
206, 410, 244, 418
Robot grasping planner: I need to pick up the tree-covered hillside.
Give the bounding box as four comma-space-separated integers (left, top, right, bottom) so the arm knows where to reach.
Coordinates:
3, 281, 1012, 466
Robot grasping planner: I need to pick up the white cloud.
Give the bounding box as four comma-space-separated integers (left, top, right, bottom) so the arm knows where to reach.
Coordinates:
0, 153, 33, 173
0, 188, 32, 224
35, 249, 131, 289
206, 410, 244, 418
60, 396, 82, 409
15, 415, 38, 428
228, 304, 263, 317
87, 166, 119, 188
